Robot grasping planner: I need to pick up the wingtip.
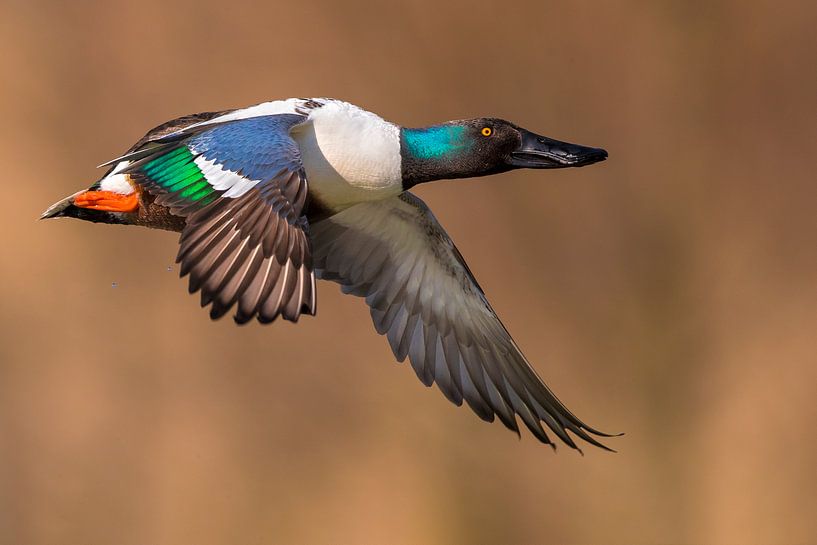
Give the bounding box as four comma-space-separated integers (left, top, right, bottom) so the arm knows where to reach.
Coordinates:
584, 435, 618, 453
595, 442, 618, 454
586, 427, 625, 438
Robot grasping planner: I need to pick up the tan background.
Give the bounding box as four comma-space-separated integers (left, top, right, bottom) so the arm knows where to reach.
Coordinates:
2, 1, 817, 543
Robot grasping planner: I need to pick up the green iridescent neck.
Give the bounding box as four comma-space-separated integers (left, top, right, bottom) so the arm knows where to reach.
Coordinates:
399, 124, 481, 188
400, 125, 473, 160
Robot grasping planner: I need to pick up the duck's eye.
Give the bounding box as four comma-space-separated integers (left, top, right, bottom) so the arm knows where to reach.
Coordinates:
481, 127, 493, 137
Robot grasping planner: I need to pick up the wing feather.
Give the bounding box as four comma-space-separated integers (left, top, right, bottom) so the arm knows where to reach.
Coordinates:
118, 112, 317, 323
311, 192, 616, 451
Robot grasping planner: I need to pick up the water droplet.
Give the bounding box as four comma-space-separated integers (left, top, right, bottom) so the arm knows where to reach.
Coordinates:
111, 282, 118, 288
166, 265, 173, 272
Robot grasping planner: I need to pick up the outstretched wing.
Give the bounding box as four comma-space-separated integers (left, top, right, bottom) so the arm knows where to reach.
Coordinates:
310, 192, 615, 451
121, 113, 315, 323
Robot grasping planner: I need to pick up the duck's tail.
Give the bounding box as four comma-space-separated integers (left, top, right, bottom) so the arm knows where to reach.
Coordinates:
40, 190, 85, 220
40, 188, 137, 226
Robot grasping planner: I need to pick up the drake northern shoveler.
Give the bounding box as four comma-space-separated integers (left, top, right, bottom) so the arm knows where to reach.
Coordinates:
42, 98, 615, 451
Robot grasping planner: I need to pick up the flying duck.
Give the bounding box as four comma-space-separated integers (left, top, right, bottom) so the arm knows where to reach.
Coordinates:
42, 98, 615, 452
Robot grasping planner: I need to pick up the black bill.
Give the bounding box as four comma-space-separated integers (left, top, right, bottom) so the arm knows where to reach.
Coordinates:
508, 129, 608, 169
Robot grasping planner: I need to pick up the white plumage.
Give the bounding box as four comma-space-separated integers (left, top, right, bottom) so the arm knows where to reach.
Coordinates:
98, 172, 133, 194
294, 100, 403, 210
193, 155, 260, 198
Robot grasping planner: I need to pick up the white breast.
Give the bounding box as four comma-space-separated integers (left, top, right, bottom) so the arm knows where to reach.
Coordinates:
293, 100, 403, 210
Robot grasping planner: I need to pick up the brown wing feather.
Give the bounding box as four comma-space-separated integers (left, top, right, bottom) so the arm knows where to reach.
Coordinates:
178, 181, 315, 324
119, 110, 316, 324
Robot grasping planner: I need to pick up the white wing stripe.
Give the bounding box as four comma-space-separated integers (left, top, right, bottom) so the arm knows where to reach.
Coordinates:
193, 155, 260, 198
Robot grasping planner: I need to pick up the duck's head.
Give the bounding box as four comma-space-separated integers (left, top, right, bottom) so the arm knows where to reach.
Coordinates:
400, 118, 607, 188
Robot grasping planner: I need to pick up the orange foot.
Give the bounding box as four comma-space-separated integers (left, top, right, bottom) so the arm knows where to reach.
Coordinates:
73, 191, 139, 213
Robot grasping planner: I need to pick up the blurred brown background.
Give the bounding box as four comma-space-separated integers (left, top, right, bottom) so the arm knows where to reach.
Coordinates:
2, 0, 816, 543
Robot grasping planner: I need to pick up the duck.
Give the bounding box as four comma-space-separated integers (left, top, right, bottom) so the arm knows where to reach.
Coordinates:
42, 98, 615, 452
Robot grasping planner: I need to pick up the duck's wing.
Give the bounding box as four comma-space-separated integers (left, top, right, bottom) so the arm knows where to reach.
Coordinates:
310, 192, 616, 451
117, 111, 316, 323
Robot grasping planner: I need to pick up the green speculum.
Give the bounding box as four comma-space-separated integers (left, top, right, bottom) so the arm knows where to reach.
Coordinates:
142, 147, 216, 203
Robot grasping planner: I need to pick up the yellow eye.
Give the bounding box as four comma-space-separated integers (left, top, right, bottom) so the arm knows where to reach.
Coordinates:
481, 127, 493, 137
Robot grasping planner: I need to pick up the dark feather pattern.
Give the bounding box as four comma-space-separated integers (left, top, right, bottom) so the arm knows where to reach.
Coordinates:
311, 192, 616, 451
117, 112, 316, 324
178, 188, 315, 323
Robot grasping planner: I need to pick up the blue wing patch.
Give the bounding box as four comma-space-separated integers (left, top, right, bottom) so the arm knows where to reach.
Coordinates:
111, 111, 317, 324
128, 113, 307, 214
187, 114, 305, 182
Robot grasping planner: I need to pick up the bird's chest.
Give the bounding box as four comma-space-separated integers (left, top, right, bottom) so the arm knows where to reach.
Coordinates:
293, 119, 403, 212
